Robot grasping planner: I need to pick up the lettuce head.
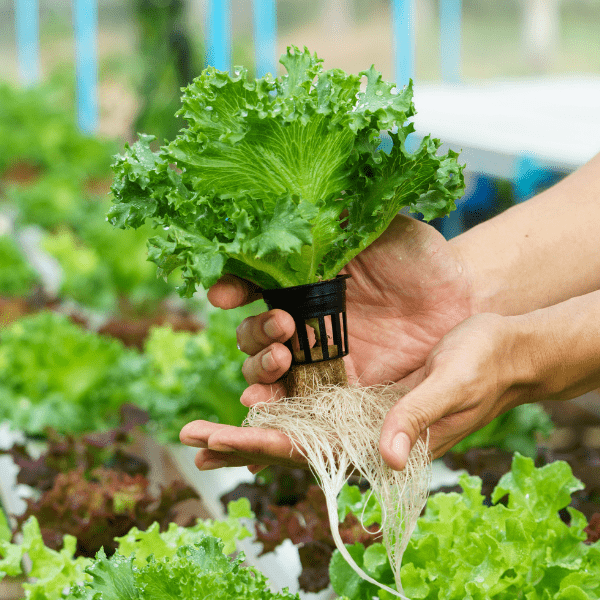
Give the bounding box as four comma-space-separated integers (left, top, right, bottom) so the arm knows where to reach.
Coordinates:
109, 46, 464, 295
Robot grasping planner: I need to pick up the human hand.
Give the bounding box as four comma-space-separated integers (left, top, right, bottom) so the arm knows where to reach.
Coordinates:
381, 288, 600, 469
180, 214, 473, 471
378, 312, 536, 469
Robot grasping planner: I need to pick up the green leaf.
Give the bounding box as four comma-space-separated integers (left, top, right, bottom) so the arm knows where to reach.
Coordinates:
337, 483, 382, 527
72, 549, 138, 600
225, 497, 254, 520
329, 543, 380, 600
555, 586, 592, 600
452, 403, 554, 456
491, 453, 585, 517
244, 196, 313, 259
362, 544, 394, 582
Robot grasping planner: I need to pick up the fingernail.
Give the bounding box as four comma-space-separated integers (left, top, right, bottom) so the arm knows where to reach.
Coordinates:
261, 350, 278, 372
263, 316, 282, 339
198, 459, 228, 470
392, 432, 411, 469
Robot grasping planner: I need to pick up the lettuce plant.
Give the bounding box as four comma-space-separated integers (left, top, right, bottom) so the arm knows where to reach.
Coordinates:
124, 306, 252, 441
0, 311, 131, 435
109, 46, 464, 295
109, 47, 464, 596
330, 454, 600, 600
8, 173, 92, 231
0, 74, 116, 178
66, 536, 300, 600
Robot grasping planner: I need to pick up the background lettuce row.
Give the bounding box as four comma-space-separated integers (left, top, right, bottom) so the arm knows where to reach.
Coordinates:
0, 499, 301, 600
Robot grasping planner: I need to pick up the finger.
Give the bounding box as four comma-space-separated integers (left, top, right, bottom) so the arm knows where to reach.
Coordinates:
194, 448, 256, 470
379, 373, 464, 471
207, 275, 262, 309
207, 425, 306, 468
180, 420, 233, 447
241, 383, 287, 407
237, 309, 295, 356
241, 344, 292, 385
180, 420, 306, 469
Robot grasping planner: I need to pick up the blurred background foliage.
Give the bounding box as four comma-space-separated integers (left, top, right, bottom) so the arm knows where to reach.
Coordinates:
0, 0, 598, 142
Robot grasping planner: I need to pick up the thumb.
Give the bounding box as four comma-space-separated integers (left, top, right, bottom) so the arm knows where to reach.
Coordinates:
379, 374, 454, 471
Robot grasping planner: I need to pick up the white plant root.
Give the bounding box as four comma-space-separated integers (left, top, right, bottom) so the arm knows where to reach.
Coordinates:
245, 383, 431, 599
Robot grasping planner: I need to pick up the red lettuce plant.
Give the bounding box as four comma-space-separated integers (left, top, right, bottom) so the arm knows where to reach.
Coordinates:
14, 467, 197, 557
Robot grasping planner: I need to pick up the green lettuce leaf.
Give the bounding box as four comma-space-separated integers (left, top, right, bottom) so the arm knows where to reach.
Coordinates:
337, 483, 382, 527
110, 46, 464, 294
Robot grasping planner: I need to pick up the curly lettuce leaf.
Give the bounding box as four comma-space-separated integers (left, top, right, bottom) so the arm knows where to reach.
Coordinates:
110, 46, 464, 294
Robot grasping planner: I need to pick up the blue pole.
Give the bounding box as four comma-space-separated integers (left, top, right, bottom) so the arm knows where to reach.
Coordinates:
440, 0, 461, 83
73, 0, 98, 134
253, 0, 277, 78
206, 0, 231, 72
14, 0, 40, 85
391, 0, 415, 87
